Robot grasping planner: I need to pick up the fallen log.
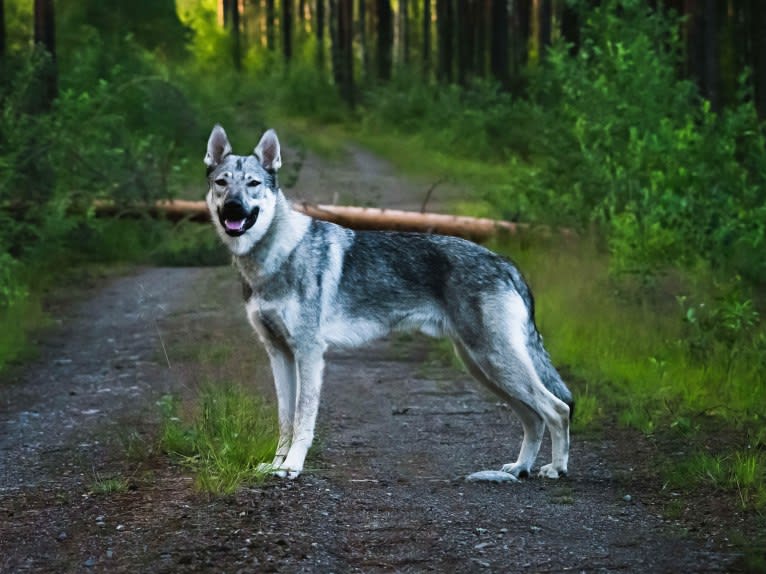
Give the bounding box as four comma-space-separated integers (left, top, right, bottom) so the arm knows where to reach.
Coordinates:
93, 199, 560, 243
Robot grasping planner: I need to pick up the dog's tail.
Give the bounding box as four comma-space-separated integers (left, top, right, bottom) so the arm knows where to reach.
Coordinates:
508, 268, 575, 420
527, 328, 575, 421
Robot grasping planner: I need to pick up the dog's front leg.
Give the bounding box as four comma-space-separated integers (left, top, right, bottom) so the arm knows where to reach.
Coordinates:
276, 346, 326, 479
265, 343, 297, 469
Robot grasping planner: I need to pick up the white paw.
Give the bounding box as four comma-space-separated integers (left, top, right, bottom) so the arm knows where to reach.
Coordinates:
538, 463, 566, 479
273, 461, 303, 480
501, 462, 531, 479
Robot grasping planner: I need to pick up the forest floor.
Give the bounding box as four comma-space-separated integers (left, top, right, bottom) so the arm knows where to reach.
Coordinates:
0, 144, 753, 572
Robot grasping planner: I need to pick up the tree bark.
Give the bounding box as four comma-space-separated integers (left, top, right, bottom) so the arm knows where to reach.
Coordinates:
0, 0, 5, 62
266, 0, 276, 50
359, 0, 368, 81
283, 0, 293, 62
436, 0, 453, 83
422, 0, 431, 77
490, 0, 509, 87
34, 0, 57, 106
338, 0, 354, 103
752, 0, 766, 118
560, 0, 580, 55
316, 0, 325, 65
456, 0, 472, 84
94, 199, 544, 243
400, 0, 409, 66
377, 0, 393, 80
538, 0, 552, 59
230, 0, 242, 70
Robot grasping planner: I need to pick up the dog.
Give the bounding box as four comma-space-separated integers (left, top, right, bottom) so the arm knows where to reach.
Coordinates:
204, 125, 573, 480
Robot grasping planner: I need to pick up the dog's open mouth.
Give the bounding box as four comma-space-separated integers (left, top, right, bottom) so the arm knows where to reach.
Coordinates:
218, 204, 259, 237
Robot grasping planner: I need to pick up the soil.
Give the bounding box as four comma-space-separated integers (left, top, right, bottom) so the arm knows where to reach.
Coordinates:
0, 145, 755, 573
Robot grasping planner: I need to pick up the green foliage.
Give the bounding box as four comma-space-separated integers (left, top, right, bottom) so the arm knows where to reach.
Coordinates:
90, 474, 130, 495
666, 451, 766, 510
158, 386, 279, 494
516, 1, 766, 279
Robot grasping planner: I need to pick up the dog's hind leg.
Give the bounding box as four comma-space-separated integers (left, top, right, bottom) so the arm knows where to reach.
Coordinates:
264, 344, 297, 468
455, 292, 570, 478
453, 341, 545, 478
277, 345, 326, 479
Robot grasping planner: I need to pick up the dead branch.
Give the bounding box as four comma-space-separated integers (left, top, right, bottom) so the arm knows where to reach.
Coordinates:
93, 199, 570, 243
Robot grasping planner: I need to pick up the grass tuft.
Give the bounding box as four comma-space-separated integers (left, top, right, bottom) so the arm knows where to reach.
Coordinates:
158, 384, 279, 494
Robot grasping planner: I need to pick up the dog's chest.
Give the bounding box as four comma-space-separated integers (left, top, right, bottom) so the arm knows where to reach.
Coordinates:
244, 295, 307, 347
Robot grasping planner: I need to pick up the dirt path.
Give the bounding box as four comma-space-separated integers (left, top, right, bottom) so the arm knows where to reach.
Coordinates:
0, 145, 739, 572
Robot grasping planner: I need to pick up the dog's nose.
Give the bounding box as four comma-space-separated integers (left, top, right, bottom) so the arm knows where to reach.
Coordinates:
222, 196, 248, 218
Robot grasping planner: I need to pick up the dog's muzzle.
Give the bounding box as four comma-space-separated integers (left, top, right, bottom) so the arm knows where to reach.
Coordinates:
218, 200, 259, 237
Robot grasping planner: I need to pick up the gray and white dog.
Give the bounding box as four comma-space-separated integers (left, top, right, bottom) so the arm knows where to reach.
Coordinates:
204, 125, 573, 480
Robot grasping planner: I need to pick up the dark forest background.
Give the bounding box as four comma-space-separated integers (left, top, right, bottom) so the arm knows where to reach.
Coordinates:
2, 0, 765, 281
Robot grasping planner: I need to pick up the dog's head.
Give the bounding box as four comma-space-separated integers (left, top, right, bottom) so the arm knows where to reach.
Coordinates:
204, 125, 282, 255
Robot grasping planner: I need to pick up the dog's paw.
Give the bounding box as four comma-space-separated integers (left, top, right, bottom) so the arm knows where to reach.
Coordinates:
501, 462, 531, 479
538, 463, 567, 479
272, 466, 302, 480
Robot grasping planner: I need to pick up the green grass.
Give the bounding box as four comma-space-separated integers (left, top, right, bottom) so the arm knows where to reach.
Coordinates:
665, 451, 766, 510
91, 474, 129, 495
493, 235, 766, 432
158, 385, 279, 494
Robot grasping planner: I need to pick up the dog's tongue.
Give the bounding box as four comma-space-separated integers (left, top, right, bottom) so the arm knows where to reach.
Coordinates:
225, 219, 246, 231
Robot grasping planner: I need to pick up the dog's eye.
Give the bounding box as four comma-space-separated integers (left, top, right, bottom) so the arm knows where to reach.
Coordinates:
247, 180, 261, 187
214, 178, 227, 187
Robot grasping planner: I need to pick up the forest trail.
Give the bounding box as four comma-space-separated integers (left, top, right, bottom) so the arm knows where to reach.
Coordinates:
0, 144, 737, 572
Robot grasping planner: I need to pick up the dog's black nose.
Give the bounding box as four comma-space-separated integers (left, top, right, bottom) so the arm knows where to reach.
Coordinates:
222, 198, 249, 219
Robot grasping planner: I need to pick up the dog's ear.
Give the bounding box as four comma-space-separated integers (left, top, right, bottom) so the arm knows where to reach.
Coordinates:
254, 129, 282, 172
204, 124, 232, 169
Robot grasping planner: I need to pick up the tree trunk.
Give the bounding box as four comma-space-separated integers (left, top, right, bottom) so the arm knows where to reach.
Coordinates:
34, 0, 57, 106
283, 0, 293, 62
0, 0, 5, 62
330, 0, 341, 84
339, 0, 354, 103
538, 0, 552, 59
517, 0, 530, 67
456, 0, 471, 84
266, 0, 276, 50
752, 0, 766, 118
359, 0, 368, 81
436, 0, 453, 83
560, 0, 580, 55
490, 0, 509, 87
230, 0, 242, 70
400, 0, 409, 66
221, 0, 231, 27
684, 0, 718, 109
422, 0, 431, 78
701, 0, 718, 110
316, 0, 325, 65
377, 0, 393, 81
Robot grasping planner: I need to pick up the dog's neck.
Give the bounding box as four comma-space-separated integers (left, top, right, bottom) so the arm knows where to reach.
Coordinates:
233, 190, 312, 284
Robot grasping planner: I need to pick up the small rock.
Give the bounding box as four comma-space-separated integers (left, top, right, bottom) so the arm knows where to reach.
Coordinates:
623, 494, 632, 503
106, 549, 114, 559
116, 524, 126, 531
466, 470, 519, 483
84, 557, 96, 568
56, 532, 68, 542
474, 542, 493, 550
96, 521, 106, 528
95, 515, 105, 522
